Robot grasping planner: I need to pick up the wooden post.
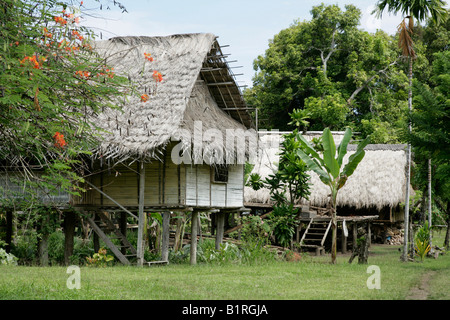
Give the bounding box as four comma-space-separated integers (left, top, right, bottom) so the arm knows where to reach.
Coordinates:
161, 212, 170, 262
93, 212, 100, 253
215, 211, 225, 251
341, 223, 347, 254
120, 212, 127, 255
64, 211, 77, 265
5, 211, 12, 253
174, 212, 185, 252
190, 211, 198, 265
137, 162, 146, 266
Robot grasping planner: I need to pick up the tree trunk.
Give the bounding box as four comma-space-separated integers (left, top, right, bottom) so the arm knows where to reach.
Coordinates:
331, 209, 337, 264
5, 211, 12, 253
64, 211, 77, 265
402, 56, 413, 262
428, 158, 432, 248
444, 203, 450, 250
39, 233, 49, 266
37, 214, 50, 266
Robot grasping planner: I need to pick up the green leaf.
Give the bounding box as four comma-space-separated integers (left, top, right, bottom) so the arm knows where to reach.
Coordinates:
342, 135, 371, 178
297, 148, 331, 184
337, 127, 352, 167
297, 133, 324, 166
322, 128, 339, 179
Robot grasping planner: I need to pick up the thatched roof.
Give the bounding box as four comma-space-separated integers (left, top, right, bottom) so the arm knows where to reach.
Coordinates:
91, 33, 254, 163
244, 131, 408, 210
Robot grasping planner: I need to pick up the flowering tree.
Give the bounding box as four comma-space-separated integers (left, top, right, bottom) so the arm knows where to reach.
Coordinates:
0, 0, 132, 198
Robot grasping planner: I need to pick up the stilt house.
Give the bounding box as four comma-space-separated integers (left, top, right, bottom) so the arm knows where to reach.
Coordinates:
76, 33, 256, 265
1, 33, 256, 265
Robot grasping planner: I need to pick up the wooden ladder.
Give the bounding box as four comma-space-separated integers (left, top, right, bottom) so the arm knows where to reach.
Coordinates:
299, 218, 332, 254
87, 212, 138, 265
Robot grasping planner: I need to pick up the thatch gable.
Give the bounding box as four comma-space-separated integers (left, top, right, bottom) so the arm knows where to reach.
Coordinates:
244, 131, 408, 210
92, 33, 253, 163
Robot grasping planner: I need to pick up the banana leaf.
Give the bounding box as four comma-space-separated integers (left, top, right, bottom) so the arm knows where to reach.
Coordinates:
296, 132, 325, 167
322, 128, 339, 179
337, 128, 352, 167
297, 148, 331, 185
342, 135, 371, 178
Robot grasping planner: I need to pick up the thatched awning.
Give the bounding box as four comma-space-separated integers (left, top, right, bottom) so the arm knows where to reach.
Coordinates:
91, 33, 254, 163
244, 131, 408, 210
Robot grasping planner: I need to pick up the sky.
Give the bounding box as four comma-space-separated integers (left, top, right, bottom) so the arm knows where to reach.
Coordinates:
80, 0, 405, 88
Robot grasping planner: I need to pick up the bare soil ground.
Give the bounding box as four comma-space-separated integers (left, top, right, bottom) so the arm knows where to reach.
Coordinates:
405, 271, 436, 300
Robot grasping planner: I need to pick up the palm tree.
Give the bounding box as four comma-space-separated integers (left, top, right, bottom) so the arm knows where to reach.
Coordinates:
372, 0, 447, 262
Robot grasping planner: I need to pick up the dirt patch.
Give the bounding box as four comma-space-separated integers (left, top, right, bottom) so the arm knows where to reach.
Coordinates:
406, 271, 436, 300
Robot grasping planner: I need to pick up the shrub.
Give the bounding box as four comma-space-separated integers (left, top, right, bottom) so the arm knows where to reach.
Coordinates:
0, 248, 18, 266
86, 248, 114, 267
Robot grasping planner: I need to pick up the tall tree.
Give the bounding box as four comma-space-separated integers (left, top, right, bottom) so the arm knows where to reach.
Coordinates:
0, 0, 131, 201
409, 50, 450, 249
373, 0, 448, 262
245, 3, 406, 142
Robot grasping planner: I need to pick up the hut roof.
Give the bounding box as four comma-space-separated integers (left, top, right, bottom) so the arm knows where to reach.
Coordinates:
244, 131, 408, 210
91, 33, 253, 163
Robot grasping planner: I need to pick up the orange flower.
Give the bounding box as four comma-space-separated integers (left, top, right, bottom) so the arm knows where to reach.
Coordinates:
20, 55, 41, 69
141, 94, 149, 102
153, 70, 163, 82
54, 16, 67, 25
53, 132, 67, 149
74, 70, 90, 78
144, 52, 154, 62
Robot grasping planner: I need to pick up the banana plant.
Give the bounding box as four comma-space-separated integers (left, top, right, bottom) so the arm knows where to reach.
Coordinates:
296, 127, 370, 264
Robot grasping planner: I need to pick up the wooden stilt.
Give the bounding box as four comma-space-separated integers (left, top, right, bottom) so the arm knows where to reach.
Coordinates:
92, 212, 100, 253
190, 211, 199, 265
352, 222, 358, 250
341, 222, 347, 254
120, 212, 127, 255
215, 211, 225, 251
173, 212, 185, 252
161, 212, 170, 262
137, 161, 146, 266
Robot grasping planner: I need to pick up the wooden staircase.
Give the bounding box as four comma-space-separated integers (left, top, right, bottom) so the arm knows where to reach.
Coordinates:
87, 212, 138, 265
299, 218, 332, 255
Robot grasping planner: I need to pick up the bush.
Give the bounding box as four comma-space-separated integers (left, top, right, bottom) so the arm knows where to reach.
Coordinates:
11, 233, 38, 265
0, 248, 18, 266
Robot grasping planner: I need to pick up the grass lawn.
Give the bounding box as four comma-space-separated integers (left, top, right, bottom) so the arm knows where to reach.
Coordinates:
1, 239, 449, 300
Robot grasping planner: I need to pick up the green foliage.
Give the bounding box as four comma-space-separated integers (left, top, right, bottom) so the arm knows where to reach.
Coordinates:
0, 248, 18, 266
269, 204, 298, 248
239, 214, 272, 245
0, 0, 132, 197
86, 247, 114, 267
247, 130, 310, 248
245, 3, 406, 138
304, 93, 349, 130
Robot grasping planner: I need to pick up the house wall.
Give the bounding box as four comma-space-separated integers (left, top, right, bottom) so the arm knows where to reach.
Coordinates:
73, 144, 244, 209
74, 145, 186, 207
185, 164, 244, 208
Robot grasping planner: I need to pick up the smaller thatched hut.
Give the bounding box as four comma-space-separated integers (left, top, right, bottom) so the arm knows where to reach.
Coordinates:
244, 131, 408, 222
